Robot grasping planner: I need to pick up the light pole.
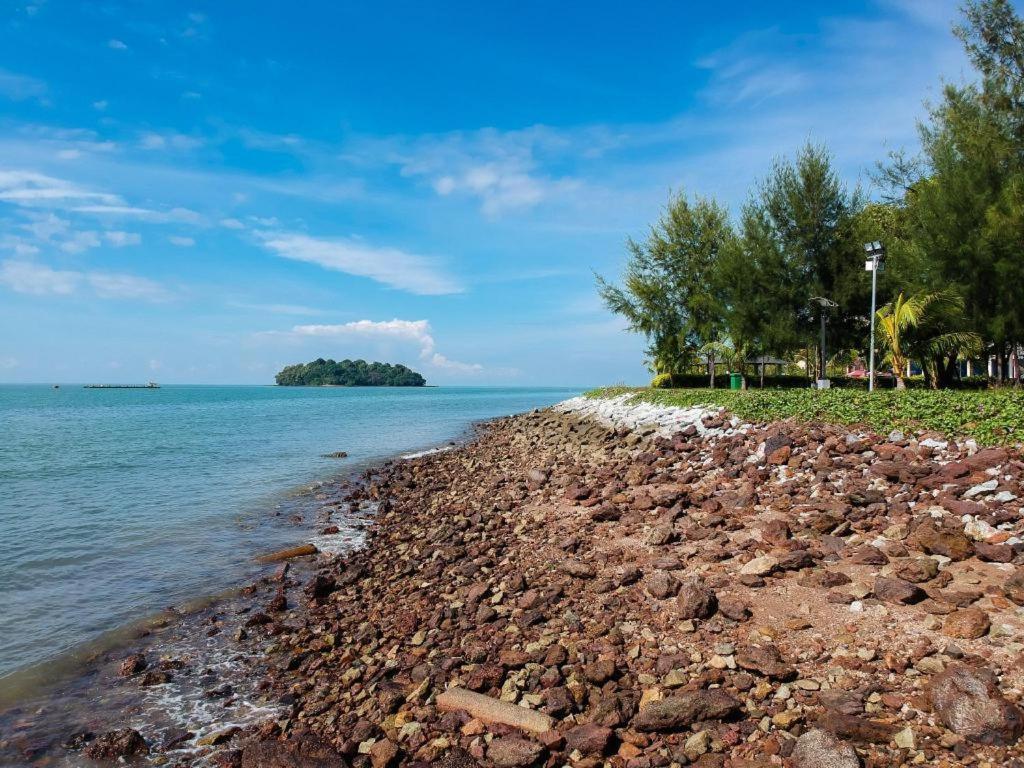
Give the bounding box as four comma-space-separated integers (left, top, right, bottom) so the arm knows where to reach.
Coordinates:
810, 296, 838, 388
864, 241, 886, 392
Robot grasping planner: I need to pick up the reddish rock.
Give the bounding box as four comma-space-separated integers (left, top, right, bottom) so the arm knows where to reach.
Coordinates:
874, 576, 926, 605
487, 737, 544, 767
930, 664, 1024, 745
83, 729, 149, 760
735, 644, 796, 680
676, 576, 717, 619
942, 608, 991, 640
118, 653, 147, 677
564, 723, 613, 755
633, 690, 740, 731
908, 522, 974, 561
792, 729, 859, 768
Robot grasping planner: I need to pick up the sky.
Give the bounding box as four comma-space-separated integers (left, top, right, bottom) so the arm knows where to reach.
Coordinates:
0, 0, 983, 385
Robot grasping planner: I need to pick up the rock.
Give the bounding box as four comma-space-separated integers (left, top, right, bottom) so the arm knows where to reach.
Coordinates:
487, 737, 544, 767
645, 570, 680, 599
908, 522, 974, 561
369, 739, 399, 768
942, 608, 991, 639
892, 557, 939, 583
717, 595, 751, 621
676, 576, 717, 619
118, 653, 147, 677
1005, 569, 1024, 605
633, 690, 740, 731
436, 687, 554, 733
735, 644, 796, 680
561, 560, 595, 579
564, 723, 613, 755
815, 712, 897, 744
240, 733, 348, 768
83, 729, 149, 760
792, 729, 859, 768
434, 748, 480, 768
583, 658, 616, 684
873, 576, 926, 605
527, 468, 549, 485
740, 555, 779, 577
323, 451, 348, 458
929, 663, 1024, 745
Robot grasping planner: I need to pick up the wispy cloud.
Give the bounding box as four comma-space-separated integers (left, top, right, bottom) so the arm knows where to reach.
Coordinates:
168, 235, 195, 246
107, 39, 128, 51
256, 231, 462, 295
228, 300, 327, 316
0, 259, 171, 301
0, 69, 47, 102
279, 319, 483, 373
0, 170, 120, 206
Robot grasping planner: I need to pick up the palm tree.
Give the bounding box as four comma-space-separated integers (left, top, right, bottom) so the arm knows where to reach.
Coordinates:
876, 291, 982, 389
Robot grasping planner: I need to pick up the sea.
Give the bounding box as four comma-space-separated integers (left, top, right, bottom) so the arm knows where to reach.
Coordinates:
0, 384, 580, 686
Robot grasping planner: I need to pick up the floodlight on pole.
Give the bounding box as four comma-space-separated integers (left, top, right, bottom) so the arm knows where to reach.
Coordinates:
864, 241, 886, 392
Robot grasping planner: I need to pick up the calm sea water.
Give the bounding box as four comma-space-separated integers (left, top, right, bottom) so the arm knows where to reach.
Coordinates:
0, 385, 579, 679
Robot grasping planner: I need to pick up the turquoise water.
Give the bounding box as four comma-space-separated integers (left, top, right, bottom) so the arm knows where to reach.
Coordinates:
0, 385, 579, 679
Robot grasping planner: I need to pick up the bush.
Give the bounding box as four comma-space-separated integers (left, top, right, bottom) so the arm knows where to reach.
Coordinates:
651, 373, 674, 388
585, 386, 1024, 445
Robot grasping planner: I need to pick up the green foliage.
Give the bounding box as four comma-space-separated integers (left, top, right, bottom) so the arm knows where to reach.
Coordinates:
585, 387, 1024, 446
275, 358, 426, 387
650, 373, 674, 389
596, 190, 734, 374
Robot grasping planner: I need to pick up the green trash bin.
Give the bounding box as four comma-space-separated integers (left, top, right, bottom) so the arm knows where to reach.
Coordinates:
729, 372, 742, 390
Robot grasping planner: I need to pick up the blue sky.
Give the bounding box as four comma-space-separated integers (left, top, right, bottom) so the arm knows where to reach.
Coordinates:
0, 0, 979, 385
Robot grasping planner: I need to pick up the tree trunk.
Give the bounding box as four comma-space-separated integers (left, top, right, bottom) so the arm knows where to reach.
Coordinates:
895, 375, 907, 390
708, 355, 715, 389
1014, 342, 1022, 387
760, 363, 765, 389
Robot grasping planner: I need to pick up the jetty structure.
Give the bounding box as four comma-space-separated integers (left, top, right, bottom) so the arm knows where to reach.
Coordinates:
83, 382, 161, 389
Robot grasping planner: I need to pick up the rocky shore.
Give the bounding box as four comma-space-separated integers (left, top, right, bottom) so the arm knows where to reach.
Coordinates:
67, 397, 1024, 766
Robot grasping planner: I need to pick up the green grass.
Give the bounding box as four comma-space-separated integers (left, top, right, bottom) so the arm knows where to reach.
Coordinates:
585, 386, 1024, 446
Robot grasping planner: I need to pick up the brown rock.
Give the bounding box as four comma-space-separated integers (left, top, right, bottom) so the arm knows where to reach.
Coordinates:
487, 737, 544, 768
118, 653, 147, 677
735, 644, 796, 680
942, 608, 991, 640
241, 734, 349, 768
815, 712, 897, 744
929, 663, 1024, 745
676, 576, 717, 620
434, 748, 480, 768
83, 729, 149, 760
436, 687, 554, 733
791, 729, 859, 768
645, 571, 680, 599
873, 576, 925, 605
369, 739, 399, 768
908, 522, 974, 561
564, 723, 613, 755
633, 690, 740, 731
892, 557, 939, 583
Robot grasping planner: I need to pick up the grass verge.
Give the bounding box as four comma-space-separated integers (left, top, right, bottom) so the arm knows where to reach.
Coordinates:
585, 386, 1024, 446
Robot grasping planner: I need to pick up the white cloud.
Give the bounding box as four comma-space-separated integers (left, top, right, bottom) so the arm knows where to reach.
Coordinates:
219, 217, 245, 229
104, 231, 141, 247
0, 259, 171, 301
93, 100, 108, 111
284, 319, 482, 373
229, 301, 326, 315
138, 131, 203, 151
257, 231, 461, 295
0, 260, 78, 295
108, 39, 128, 50
0, 356, 18, 370
168, 235, 195, 246
0, 170, 120, 206
0, 69, 46, 102
56, 149, 81, 160
59, 230, 101, 254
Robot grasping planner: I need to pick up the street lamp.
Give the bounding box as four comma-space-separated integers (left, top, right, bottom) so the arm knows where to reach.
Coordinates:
810, 296, 838, 389
864, 241, 886, 391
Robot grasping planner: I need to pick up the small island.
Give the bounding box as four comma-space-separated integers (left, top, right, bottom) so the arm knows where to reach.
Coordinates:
275, 358, 426, 387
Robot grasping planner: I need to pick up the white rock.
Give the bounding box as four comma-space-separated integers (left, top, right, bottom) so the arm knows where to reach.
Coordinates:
964, 479, 998, 499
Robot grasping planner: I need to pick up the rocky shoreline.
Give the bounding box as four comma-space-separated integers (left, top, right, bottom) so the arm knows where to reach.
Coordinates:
38, 398, 1024, 766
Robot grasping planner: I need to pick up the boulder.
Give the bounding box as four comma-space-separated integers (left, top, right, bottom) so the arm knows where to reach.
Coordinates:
792, 729, 860, 768
83, 729, 149, 760
633, 690, 740, 731
929, 663, 1024, 745
676, 576, 717, 620
487, 737, 544, 767
563, 723, 613, 755
942, 608, 991, 640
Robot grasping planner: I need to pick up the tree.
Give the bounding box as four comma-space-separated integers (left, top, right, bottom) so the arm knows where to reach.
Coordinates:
876, 291, 982, 389
597, 190, 734, 375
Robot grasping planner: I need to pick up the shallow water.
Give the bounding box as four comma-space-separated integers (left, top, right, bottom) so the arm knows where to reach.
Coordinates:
0, 385, 579, 681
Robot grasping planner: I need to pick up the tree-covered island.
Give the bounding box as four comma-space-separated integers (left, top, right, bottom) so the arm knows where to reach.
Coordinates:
275, 359, 426, 386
